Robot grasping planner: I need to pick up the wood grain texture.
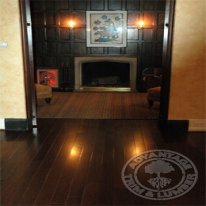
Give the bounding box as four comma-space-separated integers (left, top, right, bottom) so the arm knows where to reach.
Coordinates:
37, 92, 159, 119
0, 119, 205, 205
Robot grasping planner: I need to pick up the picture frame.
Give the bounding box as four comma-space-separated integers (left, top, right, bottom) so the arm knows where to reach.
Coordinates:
86, 11, 127, 47
37, 68, 59, 88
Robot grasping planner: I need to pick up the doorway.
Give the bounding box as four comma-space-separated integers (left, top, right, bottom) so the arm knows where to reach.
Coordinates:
20, 0, 175, 124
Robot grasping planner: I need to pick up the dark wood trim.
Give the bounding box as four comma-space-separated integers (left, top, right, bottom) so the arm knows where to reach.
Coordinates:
167, 120, 189, 128
160, 120, 189, 137
5, 118, 30, 131
19, 0, 37, 128
159, 0, 176, 127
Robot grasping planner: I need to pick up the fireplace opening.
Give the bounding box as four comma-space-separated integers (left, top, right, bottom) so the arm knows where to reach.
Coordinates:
82, 61, 130, 87
75, 56, 137, 92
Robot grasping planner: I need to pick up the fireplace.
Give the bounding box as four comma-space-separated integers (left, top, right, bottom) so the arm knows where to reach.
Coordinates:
74, 56, 137, 92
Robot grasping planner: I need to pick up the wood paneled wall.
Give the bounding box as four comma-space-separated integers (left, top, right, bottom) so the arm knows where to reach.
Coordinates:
31, 0, 165, 90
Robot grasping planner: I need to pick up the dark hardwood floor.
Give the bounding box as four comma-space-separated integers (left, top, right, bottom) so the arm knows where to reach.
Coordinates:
0, 119, 205, 205
37, 92, 159, 119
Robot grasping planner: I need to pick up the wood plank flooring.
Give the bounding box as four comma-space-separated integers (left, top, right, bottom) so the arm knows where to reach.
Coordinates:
1, 119, 205, 206
37, 92, 159, 119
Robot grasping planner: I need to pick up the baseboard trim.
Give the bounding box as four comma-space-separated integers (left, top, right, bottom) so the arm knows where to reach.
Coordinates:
5, 118, 30, 131
159, 120, 189, 130
159, 120, 189, 137
0, 118, 5, 130
189, 119, 206, 132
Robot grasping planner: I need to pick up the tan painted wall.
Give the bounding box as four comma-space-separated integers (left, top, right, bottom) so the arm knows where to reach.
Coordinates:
0, 0, 27, 118
169, 0, 206, 120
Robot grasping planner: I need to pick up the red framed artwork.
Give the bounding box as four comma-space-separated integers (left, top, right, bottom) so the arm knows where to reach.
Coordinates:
37, 68, 59, 88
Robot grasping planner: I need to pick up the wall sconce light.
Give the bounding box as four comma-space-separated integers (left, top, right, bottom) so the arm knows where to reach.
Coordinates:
68, 20, 76, 29
137, 20, 144, 29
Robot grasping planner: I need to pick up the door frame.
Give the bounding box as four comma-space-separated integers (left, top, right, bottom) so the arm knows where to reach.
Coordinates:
20, 0, 176, 128
159, 0, 176, 127
19, 0, 37, 128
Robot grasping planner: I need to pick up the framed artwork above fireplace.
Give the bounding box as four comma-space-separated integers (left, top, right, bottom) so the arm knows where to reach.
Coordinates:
86, 11, 127, 47
37, 68, 59, 88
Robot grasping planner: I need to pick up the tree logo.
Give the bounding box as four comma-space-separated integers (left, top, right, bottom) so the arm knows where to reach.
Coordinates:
145, 160, 174, 189
121, 150, 198, 200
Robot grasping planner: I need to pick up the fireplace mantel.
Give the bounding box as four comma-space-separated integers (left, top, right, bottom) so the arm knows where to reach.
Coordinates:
74, 56, 137, 92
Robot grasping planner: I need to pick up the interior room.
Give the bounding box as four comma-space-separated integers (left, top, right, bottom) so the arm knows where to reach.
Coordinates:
0, 0, 205, 205
31, 0, 166, 119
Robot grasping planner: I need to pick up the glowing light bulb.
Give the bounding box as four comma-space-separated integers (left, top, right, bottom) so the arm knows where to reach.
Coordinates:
137, 20, 144, 29
68, 20, 76, 29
